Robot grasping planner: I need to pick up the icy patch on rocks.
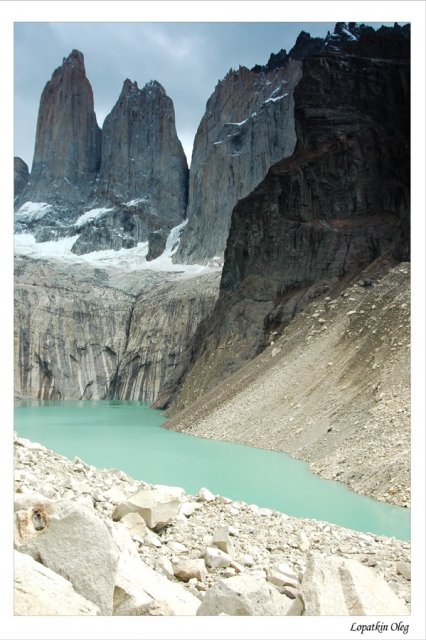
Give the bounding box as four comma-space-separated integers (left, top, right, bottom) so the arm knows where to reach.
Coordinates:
13, 220, 221, 278
15, 201, 52, 222
74, 207, 113, 228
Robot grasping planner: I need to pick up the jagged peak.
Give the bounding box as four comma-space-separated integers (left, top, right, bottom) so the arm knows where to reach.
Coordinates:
251, 22, 410, 73
141, 79, 166, 98
63, 49, 85, 70
50, 49, 86, 82
120, 78, 140, 97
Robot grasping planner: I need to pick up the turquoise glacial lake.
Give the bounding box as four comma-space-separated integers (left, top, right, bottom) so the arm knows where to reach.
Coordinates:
14, 400, 410, 541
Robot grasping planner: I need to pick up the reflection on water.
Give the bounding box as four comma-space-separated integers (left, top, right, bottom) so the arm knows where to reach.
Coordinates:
15, 400, 410, 541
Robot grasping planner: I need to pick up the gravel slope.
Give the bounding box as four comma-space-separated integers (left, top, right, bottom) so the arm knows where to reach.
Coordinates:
167, 262, 410, 508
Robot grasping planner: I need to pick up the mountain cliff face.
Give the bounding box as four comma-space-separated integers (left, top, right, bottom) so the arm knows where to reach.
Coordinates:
17, 50, 101, 209
14, 256, 219, 402
99, 79, 188, 218
175, 23, 410, 265
161, 23, 410, 410
174, 60, 302, 264
71, 79, 188, 255
14, 52, 187, 256
14, 23, 410, 414
14, 157, 29, 198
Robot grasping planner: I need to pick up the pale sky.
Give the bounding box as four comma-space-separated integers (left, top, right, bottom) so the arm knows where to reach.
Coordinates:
14, 21, 390, 168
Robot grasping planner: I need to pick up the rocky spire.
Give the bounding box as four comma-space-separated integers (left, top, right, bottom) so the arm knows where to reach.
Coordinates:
174, 60, 302, 264
14, 157, 29, 198
19, 49, 101, 207
98, 78, 188, 226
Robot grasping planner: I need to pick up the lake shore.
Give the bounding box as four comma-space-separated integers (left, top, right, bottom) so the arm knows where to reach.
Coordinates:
14, 433, 411, 616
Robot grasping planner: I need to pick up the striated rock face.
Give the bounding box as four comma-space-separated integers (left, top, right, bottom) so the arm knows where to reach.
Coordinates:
110, 273, 220, 404
14, 256, 219, 402
14, 256, 133, 401
174, 60, 302, 263
14, 157, 29, 197
17, 50, 101, 208
165, 23, 410, 408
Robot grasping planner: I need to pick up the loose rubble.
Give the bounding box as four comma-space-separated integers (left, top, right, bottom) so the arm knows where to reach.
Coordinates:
14, 434, 411, 616
167, 263, 410, 508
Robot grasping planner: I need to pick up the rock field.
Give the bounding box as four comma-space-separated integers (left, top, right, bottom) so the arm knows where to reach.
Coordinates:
14, 433, 410, 616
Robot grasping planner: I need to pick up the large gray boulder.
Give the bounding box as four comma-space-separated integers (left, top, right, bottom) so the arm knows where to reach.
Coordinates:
300, 553, 409, 615
14, 550, 99, 615
197, 574, 303, 616
15, 499, 119, 615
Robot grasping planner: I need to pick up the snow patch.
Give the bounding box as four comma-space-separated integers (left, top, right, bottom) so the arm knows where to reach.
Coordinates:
264, 93, 288, 105
342, 27, 358, 41
14, 233, 78, 258
227, 118, 248, 127
74, 207, 113, 228
125, 196, 151, 207
15, 202, 52, 222
14, 221, 220, 279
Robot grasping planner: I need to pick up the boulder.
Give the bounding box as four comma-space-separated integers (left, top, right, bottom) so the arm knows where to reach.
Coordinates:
396, 560, 411, 581
155, 556, 174, 579
266, 561, 299, 589
114, 552, 199, 615
179, 501, 200, 517
205, 546, 233, 568
109, 517, 199, 615
119, 511, 148, 539
167, 541, 187, 554
14, 490, 53, 513
197, 487, 215, 502
107, 519, 197, 615
300, 553, 409, 615
14, 550, 99, 616
15, 499, 119, 615
112, 485, 184, 530
103, 486, 127, 505
173, 559, 207, 583
113, 552, 154, 615
212, 525, 235, 555
197, 574, 303, 616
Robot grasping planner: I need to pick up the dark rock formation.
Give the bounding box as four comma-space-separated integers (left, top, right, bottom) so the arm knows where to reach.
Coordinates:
17, 50, 101, 209
174, 60, 303, 264
14, 157, 29, 198
164, 23, 410, 410
175, 22, 410, 266
146, 229, 169, 261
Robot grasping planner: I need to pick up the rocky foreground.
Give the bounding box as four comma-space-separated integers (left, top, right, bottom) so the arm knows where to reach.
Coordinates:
14, 434, 410, 616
